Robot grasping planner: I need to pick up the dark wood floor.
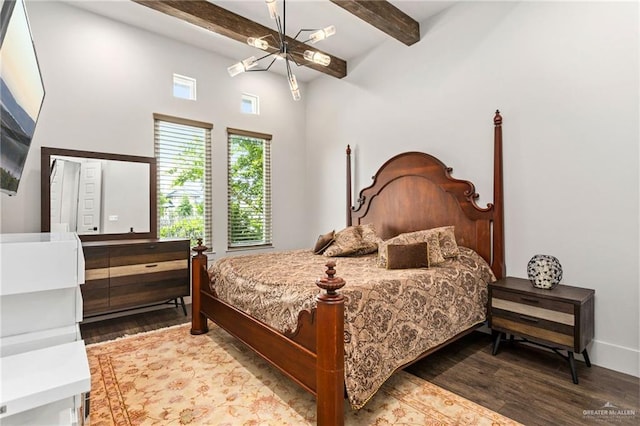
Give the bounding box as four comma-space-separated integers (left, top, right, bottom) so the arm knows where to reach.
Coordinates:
81, 306, 639, 426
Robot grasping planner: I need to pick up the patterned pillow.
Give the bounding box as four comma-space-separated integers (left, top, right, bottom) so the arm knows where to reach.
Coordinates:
313, 230, 335, 254
377, 228, 446, 268
438, 226, 460, 258
386, 242, 429, 269
323, 223, 378, 257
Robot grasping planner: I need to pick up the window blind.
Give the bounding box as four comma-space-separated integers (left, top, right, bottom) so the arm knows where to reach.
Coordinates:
154, 113, 212, 247
227, 128, 272, 248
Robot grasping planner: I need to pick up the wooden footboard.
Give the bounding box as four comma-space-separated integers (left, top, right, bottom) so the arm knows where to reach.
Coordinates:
190, 241, 346, 426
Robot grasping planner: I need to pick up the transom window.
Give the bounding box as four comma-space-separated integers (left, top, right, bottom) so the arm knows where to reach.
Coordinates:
172, 74, 196, 100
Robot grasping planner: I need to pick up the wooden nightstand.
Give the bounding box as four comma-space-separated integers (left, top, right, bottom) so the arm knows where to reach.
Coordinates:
488, 276, 595, 384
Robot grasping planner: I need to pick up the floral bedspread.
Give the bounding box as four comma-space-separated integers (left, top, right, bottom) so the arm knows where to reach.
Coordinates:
208, 247, 494, 409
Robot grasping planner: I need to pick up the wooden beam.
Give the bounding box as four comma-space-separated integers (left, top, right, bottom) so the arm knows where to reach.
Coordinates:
132, 0, 347, 79
329, 0, 419, 46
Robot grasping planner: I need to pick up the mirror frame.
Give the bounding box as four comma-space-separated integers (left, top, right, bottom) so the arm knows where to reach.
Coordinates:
41, 147, 157, 241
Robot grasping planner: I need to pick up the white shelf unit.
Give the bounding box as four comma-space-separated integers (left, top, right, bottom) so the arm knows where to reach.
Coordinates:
0, 233, 91, 425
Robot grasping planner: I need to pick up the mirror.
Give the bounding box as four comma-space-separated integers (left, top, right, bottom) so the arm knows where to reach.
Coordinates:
41, 147, 157, 241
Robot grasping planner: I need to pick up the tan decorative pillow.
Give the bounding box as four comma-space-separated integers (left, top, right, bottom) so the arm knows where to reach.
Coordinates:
386, 242, 429, 269
438, 226, 460, 258
323, 223, 378, 257
425, 232, 446, 266
313, 230, 335, 254
377, 228, 446, 268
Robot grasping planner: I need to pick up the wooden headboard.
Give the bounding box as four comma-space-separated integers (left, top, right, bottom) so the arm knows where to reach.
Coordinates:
347, 111, 505, 279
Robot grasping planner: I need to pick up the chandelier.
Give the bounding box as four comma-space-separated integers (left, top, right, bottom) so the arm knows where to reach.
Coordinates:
227, 0, 336, 101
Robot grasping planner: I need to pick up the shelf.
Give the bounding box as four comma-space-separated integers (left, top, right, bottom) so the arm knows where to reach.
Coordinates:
0, 340, 90, 419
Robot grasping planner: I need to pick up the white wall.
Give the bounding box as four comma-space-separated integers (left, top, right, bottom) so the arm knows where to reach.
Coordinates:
306, 1, 639, 377
0, 1, 309, 256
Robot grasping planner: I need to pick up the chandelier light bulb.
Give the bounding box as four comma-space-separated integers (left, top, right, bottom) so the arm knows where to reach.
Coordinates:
309, 25, 336, 44
227, 56, 258, 77
288, 73, 298, 91
265, 0, 278, 19
247, 37, 269, 50
303, 50, 331, 66
243, 56, 258, 70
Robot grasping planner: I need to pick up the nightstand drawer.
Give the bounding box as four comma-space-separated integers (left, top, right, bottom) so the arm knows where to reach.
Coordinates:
492, 316, 574, 348
492, 289, 574, 315
491, 297, 574, 325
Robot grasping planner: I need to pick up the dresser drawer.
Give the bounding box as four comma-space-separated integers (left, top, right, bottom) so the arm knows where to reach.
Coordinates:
110, 268, 188, 287
109, 241, 189, 267
109, 259, 188, 279
80, 280, 109, 314
109, 278, 189, 308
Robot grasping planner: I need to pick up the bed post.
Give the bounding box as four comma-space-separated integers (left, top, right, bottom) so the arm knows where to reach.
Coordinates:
492, 110, 506, 279
190, 239, 209, 335
346, 145, 352, 226
316, 261, 346, 426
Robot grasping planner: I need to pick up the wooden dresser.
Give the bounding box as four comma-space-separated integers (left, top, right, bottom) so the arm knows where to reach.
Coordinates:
81, 239, 190, 318
489, 276, 595, 383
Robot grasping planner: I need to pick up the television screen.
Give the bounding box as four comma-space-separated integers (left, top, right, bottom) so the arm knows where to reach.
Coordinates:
0, 0, 45, 195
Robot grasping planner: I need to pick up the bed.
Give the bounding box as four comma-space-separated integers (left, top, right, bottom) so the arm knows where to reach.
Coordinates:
190, 111, 506, 425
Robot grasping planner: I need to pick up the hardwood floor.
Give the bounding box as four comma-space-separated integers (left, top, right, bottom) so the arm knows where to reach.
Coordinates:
81, 307, 639, 426
80, 305, 192, 345
407, 332, 639, 426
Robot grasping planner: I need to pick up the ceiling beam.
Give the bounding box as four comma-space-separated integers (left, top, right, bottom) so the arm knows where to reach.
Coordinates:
329, 0, 419, 46
132, 0, 347, 79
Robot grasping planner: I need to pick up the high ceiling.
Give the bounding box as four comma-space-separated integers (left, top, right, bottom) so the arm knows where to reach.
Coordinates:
63, 0, 456, 82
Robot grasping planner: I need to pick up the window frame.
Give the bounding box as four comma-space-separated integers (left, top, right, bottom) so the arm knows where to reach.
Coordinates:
153, 113, 213, 248
172, 73, 197, 100
226, 127, 272, 250
241, 93, 260, 115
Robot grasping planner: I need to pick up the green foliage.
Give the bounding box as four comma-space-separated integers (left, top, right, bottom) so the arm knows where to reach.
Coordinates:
177, 195, 193, 217
159, 218, 203, 246
0, 168, 19, 192
166, 140, 204, 186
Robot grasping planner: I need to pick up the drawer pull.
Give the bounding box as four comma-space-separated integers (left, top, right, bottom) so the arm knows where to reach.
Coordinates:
519, 315, 539, 323
145, 264, 158, 268
147, 245, 156, 249
521, 297, 539, 303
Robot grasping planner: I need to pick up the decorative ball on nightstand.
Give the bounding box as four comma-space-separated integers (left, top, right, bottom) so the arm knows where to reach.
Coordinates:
527, 254, 562, 289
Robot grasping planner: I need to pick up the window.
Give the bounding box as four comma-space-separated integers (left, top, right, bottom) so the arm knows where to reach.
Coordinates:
172, 74, 196, 100
227, 128, 272, 248
241, 93, 259, 114
154, 113, 212, 247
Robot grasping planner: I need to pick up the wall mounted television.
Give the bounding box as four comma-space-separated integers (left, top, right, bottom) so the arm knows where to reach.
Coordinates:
0, 0, 45, 195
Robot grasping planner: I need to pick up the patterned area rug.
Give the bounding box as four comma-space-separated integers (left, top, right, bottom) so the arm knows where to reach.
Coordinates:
86, 323, 521, 425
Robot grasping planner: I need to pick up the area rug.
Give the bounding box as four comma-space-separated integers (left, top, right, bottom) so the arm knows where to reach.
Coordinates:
86, 323, 521, 425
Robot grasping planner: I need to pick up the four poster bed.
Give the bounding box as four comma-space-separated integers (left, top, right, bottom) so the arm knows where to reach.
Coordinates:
190, 111, 506, 425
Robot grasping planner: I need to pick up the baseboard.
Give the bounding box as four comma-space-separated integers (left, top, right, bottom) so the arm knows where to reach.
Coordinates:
478, 326, 640, 378
589, 339, 640, 378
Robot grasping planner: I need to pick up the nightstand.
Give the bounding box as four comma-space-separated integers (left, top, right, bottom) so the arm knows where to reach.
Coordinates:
488, 276, 595, 384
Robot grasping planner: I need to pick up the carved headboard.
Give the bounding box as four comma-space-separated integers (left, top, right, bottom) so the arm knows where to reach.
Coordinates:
347, 111, 505, 279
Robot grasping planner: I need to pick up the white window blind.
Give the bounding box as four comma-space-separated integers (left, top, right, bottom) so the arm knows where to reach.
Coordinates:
154, 113, 212, 247
227, 128, 272, 248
